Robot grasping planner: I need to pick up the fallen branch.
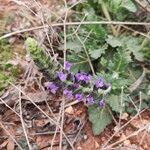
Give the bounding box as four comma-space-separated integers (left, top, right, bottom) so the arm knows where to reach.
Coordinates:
1, 21, 150, 40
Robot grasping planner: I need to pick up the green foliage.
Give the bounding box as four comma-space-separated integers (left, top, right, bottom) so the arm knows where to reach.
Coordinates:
25, 37, 61, 80
26, 0, 150, 136
68, 53, 90, 73
89, 44, 108, 59
106, 35, 144, 61
87, 0, 137, 20
107, 94, 129, 113
88, 105, 112, 135
0, 39, 19, 95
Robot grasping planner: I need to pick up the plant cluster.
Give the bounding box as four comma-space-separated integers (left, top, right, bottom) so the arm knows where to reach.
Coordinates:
48, 60, 112, 108
0, 39, 19, 95
26, 0, 150, 135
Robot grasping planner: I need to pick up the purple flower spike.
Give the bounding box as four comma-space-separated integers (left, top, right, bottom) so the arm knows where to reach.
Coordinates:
63, 89, 73, 98
75, 73, 83, 81
99, 99, 105, 108
65, 61, 72, 71
75, 93, 83, 102
57, 72, 67, 82
73, 83, 80, 89
87, 96, 95, 105
84, 74, 92, 83
95, 78, 104, 88
75, 72, 92, 83
48, 83, 58, 94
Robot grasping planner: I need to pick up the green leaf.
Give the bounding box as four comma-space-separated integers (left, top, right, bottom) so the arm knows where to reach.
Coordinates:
88, 106, 112, 135
106, 35, 122, 47
107, 94, 122, 112
106, 35, 144, 61
68, 53, 90, 73
66, 41, 82, 53
89, 44, 108, 59
112, 48, 130, 72
121, 0, 137, 12
107, 94, 129, 113
125, 38, 144, 61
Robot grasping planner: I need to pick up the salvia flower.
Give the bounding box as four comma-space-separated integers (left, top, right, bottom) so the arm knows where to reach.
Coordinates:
57, 72, 67, 82
84, 74, 92, 83
48, 83, 58, 94
95, 77, 104, 88
73, 83, 80, 89
75, 72, 92, 83
75, 73, 83, 81
87, 96, 95, 105
75, 93, 84, 102
65, 61, 72, 71
63, 89, 73, 98
99, 99, 105, 108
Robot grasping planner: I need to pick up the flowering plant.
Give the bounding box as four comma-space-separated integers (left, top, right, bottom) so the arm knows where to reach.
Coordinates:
26, 37, 145, 135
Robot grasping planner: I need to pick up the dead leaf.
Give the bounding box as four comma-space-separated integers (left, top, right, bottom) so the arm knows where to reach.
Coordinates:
129, 69, 145, 93
7, 139, 14, 150
21, 91, 52, 103
94, 141, 100, 149
130, 119, 150, 130
0, 140, 8, 149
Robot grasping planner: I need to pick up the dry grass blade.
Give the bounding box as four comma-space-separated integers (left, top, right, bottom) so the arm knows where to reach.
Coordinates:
1, 21, 150, 40
59, 97, 65, 150
19, 91, 32, 150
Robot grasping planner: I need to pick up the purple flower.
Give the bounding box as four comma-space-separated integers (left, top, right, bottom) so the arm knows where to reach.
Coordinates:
75, 93, 84, 101
75, 72, 92, 83
48, 83, 58, 94
84, 74, 92, 83
57, 72, 67, 82
99, 99, 105, 108
73, 83, 80, 89
63, 89, 73, 98
65, 61, 72, 71
87, 96, 95, 105
75, 73, 84, 81
95, 78, 104, 88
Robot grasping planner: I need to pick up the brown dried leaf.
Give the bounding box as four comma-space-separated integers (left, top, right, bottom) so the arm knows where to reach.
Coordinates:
130, 119, 150, 130
7, 139, 14, 150
21, 91, 51, 103
0, 140, 8, 149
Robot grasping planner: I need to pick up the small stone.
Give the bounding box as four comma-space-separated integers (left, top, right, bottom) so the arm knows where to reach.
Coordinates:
9, 37, 16, 44
77, 146, 82, 150
25, 54, 31, 62
120, 113, 129, 120
65, 106, 74, 115
114, 126, 121, 137
83, 134, 88, 140
123, 140, 131, 147
94, 141, 100, 149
